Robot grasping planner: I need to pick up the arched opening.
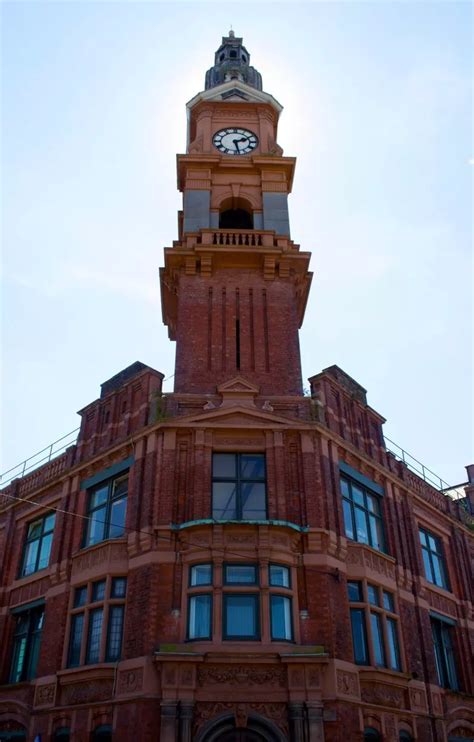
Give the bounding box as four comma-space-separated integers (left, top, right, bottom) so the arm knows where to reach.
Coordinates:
0, 728, 26, 742
91, 725, 112, 742
196, 713, 285, 742
219, 197, 253, 230
364, 728, 381, 742
54, 728, 71, 742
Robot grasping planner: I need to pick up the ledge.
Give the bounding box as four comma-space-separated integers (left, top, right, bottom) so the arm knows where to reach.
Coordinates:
171, 519, 308, 532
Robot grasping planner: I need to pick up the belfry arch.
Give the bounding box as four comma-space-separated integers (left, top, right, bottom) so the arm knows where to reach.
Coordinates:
218, 197, 254, 230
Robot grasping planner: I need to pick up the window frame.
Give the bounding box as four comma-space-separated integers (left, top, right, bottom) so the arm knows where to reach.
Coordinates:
187, 593, 213, 641
348, 580, 402, 671
9, 605, 45, 683
223, 563, 259, 586
212, 452, 267, 521
419, 527, 449, 590
270, 594, 294, 642
66, 576, 126, 668
222, 592, 260, 641
431, 617, 459, 691
19, 513, 56, 578
340, 474, 386, 553
83, 474, 128, 548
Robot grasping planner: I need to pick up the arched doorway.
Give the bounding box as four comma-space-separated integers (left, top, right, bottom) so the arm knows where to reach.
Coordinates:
196, 712, 286, 742
218, 197, 254, 230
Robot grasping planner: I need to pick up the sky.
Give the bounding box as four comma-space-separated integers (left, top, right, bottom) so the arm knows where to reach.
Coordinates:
1, 1, 472, 487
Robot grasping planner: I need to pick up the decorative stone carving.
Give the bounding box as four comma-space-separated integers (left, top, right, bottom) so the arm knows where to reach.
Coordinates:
180, 666, 194, 687
384, 714, 397, 741
117, 668, 143, 694
163, 665, 177, 687
289, 668, 305, 688
34, 682, 56, 707
60, 680, 113, 706
307, 669, 322, 689
10, 576, 50, 608
426, 589, 457, 618
336, 670, 359, 697
431, 692, 443, 716
361, 683, 404, 709
235, 704, 248, 728
409, 687, 427, 711
197, 665, 286, 687
71, 541, 127, 578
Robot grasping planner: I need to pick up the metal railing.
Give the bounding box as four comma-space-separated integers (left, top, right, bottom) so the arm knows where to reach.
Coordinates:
0, 428, 80, 489
384, 436, 466, 501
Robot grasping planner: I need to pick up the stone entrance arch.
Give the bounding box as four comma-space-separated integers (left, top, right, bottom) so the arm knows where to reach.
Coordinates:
195, 712, 287, 742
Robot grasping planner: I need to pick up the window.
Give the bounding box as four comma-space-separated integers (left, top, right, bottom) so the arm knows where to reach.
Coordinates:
20, 513, 55, 576
364, 730, 381, 742
223, 594, 260, 640
419, 528, 449, 589
67, 577, 126, 667
9, 605, 44, 683
341, 475, 385, 552
212, 453, 266, 521
348, 581, 401, 670
186, 561, 294, 643
92, 727, 112, 742
431, 617, 459, 690
84, 475, 128, 547
53, 728, 70, 742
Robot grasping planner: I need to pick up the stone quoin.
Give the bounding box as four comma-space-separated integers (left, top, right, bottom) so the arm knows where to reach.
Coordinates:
1, 31, 473, 742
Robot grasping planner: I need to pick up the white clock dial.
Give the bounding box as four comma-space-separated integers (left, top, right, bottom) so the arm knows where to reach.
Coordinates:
213, 127, 258, 155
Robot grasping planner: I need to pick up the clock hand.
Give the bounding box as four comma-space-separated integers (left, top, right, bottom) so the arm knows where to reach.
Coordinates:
233, 137, 249, 152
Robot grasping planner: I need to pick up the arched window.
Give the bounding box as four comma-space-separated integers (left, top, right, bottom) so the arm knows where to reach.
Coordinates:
229, 50, 237, 59
92, 725, 112, 742
219, 208, 253, 229
364, 729, 381, 742
399, 732, 413, 741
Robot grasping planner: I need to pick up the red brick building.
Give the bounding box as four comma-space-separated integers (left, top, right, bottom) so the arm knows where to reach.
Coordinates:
1, 32, 473, 742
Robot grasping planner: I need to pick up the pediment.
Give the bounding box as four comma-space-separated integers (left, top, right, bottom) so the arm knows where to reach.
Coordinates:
217, 376, 259, 395
186, 81, 283, 114
167, 403, 301, 429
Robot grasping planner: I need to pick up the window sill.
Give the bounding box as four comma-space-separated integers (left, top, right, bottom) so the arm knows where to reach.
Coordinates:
11, 564, 55, 589
171, 519, 309, 532
58, 664, 116, 682
358, 666, 411, 683
421, 578, 454, 598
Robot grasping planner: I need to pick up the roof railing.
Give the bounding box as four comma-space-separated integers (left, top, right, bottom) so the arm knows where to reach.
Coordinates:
0, 428, 80, 488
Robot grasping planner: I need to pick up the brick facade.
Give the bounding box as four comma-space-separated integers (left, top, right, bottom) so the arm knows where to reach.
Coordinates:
1, 32, 473, 742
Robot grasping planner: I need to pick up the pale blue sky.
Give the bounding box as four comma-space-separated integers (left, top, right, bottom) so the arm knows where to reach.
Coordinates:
1, 1, 472, 485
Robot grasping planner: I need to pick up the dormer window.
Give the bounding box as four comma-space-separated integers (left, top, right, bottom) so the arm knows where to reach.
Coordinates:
229, 50, 237, 59
219, 53, 225, 62
242, 55, 247, 63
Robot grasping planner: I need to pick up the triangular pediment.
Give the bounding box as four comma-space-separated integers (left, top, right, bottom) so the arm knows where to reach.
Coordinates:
165, 403, 301, 429
186, 81, 283, 114
217, 376, 259, 395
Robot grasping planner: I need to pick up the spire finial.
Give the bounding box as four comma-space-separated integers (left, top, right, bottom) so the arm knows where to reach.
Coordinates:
229, 28, 235, 38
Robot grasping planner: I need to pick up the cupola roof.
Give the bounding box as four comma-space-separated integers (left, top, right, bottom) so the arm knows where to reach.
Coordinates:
205, 31, 262, 91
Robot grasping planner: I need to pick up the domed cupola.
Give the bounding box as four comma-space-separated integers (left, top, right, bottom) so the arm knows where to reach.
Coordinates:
205, 30, 263, 91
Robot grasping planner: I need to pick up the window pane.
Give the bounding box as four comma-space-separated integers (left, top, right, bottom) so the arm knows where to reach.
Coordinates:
224, 595, 259, 639
240, 454, 265, 480
240, 482, 266, 519
86, 608, 103, 664
367, 585, 380, 606
369, 514, 384, 551
89, 486, 108, 511
225, 565, 257, 584
109, 496, 127, 538
111, 577, 127, 598
74, 586, 87, 607
188, 595, 212, 639
10, 636, 27, 682
270, 595, 292, 640
352, 485, 365, 507
444, 627, 459, 690
213, 453, 236, 478
350, 608, 368, 664
422, 548, 434, 582
92, 580, 106, 602
37, 533, 53, 570
340, 477, 350, 499
212, 482, 237, 519
343, 499, 354, 539
366, 493, 380, 515
354, 507, 369, 544
43, 513, 56, 532
68, 613, 84, 667
427, 533, 438, 552
269, 565, 290, 588
383, 591, 394, 612
27, 520, 42, 539
431, 554, 445, 588
106, 605, 124, 661
22, 540, 39, 576
347, 581, 363, 602
113, 476, 128, 498
86, 507, 106, 545
190, 564, 212, 587
419, 529, 427, 547
370, 612, 386, 666
387, 617, 401, 671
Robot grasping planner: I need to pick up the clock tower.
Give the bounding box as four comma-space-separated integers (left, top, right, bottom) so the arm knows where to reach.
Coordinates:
160, 31, 312, 397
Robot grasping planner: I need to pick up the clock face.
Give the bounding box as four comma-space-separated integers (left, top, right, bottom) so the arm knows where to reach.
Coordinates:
213, 128, 258, 155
